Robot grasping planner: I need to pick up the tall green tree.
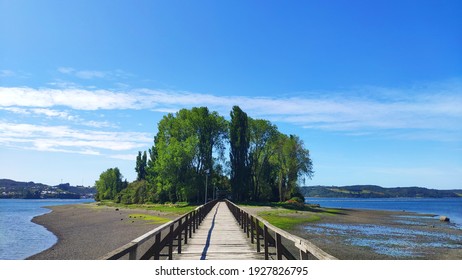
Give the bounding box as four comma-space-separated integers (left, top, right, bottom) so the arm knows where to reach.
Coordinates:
272, 134, 313, 201
149, 107, 228, 203
248, 118, 279, 201
229, 106, 251, 201
94, 167, 127, 201
135, 151, 147, 181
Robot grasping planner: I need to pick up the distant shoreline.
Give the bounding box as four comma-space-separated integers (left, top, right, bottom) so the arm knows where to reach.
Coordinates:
300, 185, 462, 198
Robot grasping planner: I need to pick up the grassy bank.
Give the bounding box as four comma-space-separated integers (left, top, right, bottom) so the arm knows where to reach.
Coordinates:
95, 201, 197, 215
240, 202, 342, 230
127, 213, 171, 224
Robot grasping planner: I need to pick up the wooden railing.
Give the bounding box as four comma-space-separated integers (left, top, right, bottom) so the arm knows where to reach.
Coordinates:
100, 199, 218, 260
225, 199, 337, 260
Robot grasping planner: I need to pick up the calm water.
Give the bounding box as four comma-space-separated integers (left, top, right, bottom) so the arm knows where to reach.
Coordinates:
305, 197, 462, 227
0, 199, 93, 260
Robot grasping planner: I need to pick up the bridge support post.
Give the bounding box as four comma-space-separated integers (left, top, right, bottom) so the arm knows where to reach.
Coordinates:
168, 224, 174, 260
246, 213, 250, 238
178, 218, 182, 254
250, 216, 255, 244
275, 233, 283, 260
129, 244, 137, 260
184, 215, 189, 244
263, 225, 269, 260
154, 233, 161, 259
256, 220, 261, 252
300, 250, 309, 260
189, 212, 193, 236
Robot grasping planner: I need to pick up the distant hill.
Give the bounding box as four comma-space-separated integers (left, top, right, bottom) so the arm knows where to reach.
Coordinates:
0, 179, 96, 199
300, 185, 462, 198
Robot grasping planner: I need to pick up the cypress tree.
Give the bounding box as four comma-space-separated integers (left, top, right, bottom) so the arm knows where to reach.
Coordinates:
229, 106, 251, 201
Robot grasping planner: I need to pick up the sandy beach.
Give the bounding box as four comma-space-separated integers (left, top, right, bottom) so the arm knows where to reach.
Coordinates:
27, 203, 177, 260
28, 202, 462, 260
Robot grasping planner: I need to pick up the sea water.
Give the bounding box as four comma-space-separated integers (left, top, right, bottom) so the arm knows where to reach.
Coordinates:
0, 199, 93, 260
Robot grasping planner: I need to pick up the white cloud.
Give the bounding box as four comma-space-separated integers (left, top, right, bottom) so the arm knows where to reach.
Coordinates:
75, 70, 106, 79
0, 106, 119, 129
0, 78, 461, 141
57, 67, 75, 74
31, 108, 76, 120
0, 106, 31, 115
0, 70, 15, 77
57, 67, 132, 80
0, 121, 152, 156
110, 154, 137, 161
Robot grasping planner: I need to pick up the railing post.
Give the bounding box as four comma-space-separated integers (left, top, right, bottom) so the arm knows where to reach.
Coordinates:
185, 214, 189, 243
243, 211, 246, 233
263, 225, 269, 260
250, 215, 255, 243
128, 245, 137, 260
192, 211, 196, 231
256, 220, 261, 252
238, 209, 241, 226
189, 212, 193, 236
275, 232, 283, 260
178, 218, 182, 254
201, 207, 204, 223
154, 233, 161, 260
246, 213, 250, 238
300, 250, 309, 260
168, 224, 174, 260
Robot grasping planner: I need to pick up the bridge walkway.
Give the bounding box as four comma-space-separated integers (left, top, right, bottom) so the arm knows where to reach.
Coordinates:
174, 201, 264, 260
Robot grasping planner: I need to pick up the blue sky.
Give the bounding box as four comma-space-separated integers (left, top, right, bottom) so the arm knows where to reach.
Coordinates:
1, 0, 461, 189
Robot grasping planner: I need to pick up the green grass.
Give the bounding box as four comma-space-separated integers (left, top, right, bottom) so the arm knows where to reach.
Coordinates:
96, 201, 197, 215
248, 203, 344, 231
128, 214, 171, 224
258, 209, 321, 230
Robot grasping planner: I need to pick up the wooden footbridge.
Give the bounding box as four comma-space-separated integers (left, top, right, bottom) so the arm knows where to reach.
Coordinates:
101, 200, 336, 260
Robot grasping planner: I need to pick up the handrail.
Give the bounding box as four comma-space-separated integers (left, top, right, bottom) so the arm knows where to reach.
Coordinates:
224, 199, 337, 260
100, 199, 219, 260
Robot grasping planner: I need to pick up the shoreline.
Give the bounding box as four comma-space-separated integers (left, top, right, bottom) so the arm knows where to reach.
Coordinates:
27, 202, 462, 260
27, 203, 176, 260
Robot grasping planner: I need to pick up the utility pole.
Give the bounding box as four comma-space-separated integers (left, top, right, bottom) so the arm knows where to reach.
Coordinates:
204, 169, 210, 204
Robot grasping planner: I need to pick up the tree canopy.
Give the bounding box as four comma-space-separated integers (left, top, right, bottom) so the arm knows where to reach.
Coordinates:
95, 106, 313, 204
94, 167, 127, 201
229, 106, 251, 202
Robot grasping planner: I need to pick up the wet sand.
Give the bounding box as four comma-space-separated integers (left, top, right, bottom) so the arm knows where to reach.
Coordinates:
27, 203, 176, 260
244, 205, 462, 260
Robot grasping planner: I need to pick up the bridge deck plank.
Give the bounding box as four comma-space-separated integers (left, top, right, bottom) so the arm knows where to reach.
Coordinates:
174, 201, 263, 260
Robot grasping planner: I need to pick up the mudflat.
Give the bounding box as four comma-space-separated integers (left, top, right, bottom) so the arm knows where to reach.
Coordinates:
28, 203, 175, 260
243, 205, 462, 260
